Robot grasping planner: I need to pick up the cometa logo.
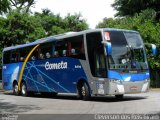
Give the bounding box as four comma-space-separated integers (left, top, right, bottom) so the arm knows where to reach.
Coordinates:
45, 61, 68, 70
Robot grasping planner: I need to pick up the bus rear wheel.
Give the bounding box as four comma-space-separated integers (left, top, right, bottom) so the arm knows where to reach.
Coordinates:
78, 82, 91, 101
21, 82, 28, 97
13, 82, 19, 95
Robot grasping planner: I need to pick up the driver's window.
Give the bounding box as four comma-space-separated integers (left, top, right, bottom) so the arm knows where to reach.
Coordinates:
86, 32, 107, 78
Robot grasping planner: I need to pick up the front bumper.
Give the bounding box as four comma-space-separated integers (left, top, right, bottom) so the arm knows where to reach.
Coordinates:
107, 80, 150, 95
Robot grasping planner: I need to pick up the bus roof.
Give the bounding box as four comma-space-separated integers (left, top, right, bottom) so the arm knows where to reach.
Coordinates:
3, 28, 138, 52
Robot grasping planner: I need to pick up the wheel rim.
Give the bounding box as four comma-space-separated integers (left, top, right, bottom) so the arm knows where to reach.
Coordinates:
22, 84, 26, 95
82, 86, 86, 96
14, 84, 18, 93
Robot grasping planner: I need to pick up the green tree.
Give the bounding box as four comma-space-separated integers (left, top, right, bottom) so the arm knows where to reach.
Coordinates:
10, 0, 35, 13
64, 13, 88, 32
1, 10, 45, 47
34, 9, 65, 36
35, 10, 88, 36
0, 0, 35, 14
0, 0, 10, 14
112, 0, 160, 20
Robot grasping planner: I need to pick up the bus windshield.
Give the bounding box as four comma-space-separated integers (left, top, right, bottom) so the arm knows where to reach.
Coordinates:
108, 31, 148, 70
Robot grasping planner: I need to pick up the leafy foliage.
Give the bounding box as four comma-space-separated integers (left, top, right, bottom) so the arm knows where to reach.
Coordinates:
0, 0, 10, 14
1, 10, 45, 47
34, 10, 88, 36
0, 0, 35, 14
10, 0, 35, 12
112, 0, 160, 20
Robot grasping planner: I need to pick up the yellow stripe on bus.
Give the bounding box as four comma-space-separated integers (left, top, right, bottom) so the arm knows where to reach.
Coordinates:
18, 40, 46, 91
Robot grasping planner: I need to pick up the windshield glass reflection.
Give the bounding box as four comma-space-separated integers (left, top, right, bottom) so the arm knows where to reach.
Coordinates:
107, 31, 148, 70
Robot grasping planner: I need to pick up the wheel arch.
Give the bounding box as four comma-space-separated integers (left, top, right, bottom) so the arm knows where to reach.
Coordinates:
21, 79, 26, 84
77, 79, 91, 92
12, 80, 18, 87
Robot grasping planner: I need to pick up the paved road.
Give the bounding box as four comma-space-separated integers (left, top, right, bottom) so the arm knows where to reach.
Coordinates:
0, 90, 160, 114
0, 90, 160, 119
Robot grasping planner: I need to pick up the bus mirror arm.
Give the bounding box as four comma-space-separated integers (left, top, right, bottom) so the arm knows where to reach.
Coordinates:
145, 43, 157, 56
151, 44, 157, 56
102, 41, 112, 56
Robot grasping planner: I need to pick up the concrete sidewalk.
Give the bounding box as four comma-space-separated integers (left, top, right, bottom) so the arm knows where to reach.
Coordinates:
0, 82, 4, 92
151, 88, 160, 91
0, 82, 2, 89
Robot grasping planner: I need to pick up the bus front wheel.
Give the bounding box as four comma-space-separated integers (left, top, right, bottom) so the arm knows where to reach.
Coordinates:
78, 82, 91, 101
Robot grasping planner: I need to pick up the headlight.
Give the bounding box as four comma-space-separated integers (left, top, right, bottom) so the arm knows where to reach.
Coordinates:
110, 79, 122, 84
144, 79, 150, 83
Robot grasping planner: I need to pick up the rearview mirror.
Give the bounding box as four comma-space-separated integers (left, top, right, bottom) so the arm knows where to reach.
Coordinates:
145, 43, 157, 56
151, 44, 157, 56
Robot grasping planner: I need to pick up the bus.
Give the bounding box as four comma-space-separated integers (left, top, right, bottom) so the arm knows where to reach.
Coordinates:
2, 28, 156, 100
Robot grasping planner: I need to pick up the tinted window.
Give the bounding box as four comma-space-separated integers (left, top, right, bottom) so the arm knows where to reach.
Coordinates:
86, 32, 106, 77
3, 51, 10, 64
108, 31, 147, 70
67, 35, 85, 60
39, 43, 52, 59
54, 40, 67, 57
109, 31, 128, 65
53, 35, 86, 60
19, 47, 31, 62
11, 50, 19, 63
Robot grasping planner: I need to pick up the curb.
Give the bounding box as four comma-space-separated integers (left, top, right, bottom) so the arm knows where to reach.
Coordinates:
151, 88, 160, 91
0, 90, 5, 93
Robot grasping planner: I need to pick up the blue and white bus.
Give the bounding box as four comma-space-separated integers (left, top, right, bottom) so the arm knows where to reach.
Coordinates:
2, 28, 156, 100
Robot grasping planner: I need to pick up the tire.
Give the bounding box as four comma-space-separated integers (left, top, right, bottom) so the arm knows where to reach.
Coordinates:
78, 82, 91, 101
77, 87, 83, 99
13, 82, 20, 96
21, 82, 28, 97
115, 94, 124, 99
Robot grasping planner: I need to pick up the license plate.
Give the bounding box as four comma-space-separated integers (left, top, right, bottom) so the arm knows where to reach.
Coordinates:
130, 86, 138, 90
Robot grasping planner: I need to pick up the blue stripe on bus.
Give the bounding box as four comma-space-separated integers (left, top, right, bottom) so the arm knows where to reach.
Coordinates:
108, 70, 150, 81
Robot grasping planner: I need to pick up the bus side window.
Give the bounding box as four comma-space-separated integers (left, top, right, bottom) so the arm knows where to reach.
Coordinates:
46, 52, 51, 58
39, 53, 44, 59
31, 56, 36, 60
86, 32, 106, 77
27, 46, 38, 61
54, 51, 59, 57
67, 35, 86, 60
54, 40, 67, 57
11, 51, 19, 63
19, 47, 29, 62
39, 43, 52, 59
71, 48, 76, 56
3, 51, 11, 64
62, 50, 67, 56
